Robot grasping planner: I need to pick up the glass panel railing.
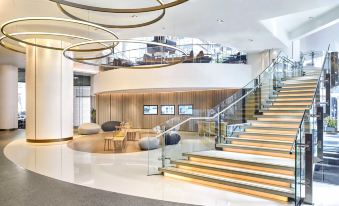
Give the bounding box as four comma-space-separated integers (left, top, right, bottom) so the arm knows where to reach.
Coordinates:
293, 47, 330, 205
84, 44, 247, 70
147, 51, 302, 176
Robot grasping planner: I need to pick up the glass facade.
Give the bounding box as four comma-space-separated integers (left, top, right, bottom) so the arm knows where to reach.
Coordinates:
73, 75, 92, 127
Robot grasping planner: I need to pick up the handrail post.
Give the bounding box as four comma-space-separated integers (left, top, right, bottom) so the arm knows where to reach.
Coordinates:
215, 106, 222, 147
254, 78, 261, 115
325, 73, 330, 117
161, 127, 166, 168
304, 133, 314, 205
316, 106, 324, 160
330, 52, 338, 87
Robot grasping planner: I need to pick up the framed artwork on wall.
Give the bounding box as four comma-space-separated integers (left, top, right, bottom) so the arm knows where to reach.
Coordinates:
143, 105, 158, 115
160, 105, 175, 115
178, 105, 193, 115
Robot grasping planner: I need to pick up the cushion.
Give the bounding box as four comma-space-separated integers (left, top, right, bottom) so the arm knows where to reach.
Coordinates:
164, 132, 181, 145
78, 123, 101, 135
101, 121, 121, 132
115, 131, 125, 137
138, 137, 160, 150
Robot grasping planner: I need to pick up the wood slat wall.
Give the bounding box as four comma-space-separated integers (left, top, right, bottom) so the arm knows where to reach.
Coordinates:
96, 89, 238, 129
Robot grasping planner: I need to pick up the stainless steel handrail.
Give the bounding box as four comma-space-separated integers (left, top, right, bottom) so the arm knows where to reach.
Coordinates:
155, 86, 259, 138
155, 52, 296, 139
289, 45, 330, 154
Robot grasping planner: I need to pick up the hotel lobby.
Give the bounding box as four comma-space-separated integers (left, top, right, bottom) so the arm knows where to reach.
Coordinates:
1, 0, 339, 206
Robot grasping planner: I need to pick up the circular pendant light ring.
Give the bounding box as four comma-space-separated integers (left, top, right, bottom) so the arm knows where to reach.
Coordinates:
49, 0, 188, 13
0, 32, 114, 60
56, 3, 166, 29
0, 17, 119, 52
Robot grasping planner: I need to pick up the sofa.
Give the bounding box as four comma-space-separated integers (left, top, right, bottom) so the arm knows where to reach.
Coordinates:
138, 137, 160, 150
78, 123, 101, 135
101, 121, 121, 132
164, 132, 181, 145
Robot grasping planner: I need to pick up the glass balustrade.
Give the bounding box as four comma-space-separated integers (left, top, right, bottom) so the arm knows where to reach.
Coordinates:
146, 52, 301, 175
292, 48, 330, 205
144, 48, 330, 205
72, 42, 247, 69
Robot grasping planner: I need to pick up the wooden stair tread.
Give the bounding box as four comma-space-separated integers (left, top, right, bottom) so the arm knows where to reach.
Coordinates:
184, 150, 295, 169
225, 137, 293, 145
171, 160, 294, 182
160, 167, 294, 197
217, 143, 292, 154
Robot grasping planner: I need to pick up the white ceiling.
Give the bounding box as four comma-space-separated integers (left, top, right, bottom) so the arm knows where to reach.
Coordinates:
0, 0, 339, 68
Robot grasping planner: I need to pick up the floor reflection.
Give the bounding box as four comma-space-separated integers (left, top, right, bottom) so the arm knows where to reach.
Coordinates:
5, 132, 331, 206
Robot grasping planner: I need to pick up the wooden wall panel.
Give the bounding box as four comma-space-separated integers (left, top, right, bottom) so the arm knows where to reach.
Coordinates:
110, 94, 123, 122
121, 94, 144, 129
143, 93, 160, 129
97, 93, 111, 125
96, 89, 238, 129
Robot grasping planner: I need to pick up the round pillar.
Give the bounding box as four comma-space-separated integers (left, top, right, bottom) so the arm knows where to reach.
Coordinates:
26, 39, 73, 143
0, 65, 18, 130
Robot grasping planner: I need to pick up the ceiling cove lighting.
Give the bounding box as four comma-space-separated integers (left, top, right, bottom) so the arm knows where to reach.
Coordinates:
63, 39, 189, 69
49, 0, 188, 28
0, 17, 119, 52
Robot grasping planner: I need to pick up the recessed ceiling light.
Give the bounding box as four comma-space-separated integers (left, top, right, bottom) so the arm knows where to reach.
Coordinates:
217, 18, 224, 23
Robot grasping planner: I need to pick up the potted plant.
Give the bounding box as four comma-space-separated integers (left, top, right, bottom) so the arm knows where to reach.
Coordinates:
91, 108, 96, 123
325, 116, 337, 132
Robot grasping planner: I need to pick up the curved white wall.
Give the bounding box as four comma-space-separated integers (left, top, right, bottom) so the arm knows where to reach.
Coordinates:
26, 39, 73, 142
93, 63, 252, 94
0, 65, 18, 130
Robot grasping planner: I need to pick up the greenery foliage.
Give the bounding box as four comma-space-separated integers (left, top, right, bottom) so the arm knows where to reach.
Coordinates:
325, 116, 336, 128
91, 108, 96, 123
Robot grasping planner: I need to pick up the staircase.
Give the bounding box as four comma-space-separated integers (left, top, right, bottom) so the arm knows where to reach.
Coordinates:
160, 68, 321, 202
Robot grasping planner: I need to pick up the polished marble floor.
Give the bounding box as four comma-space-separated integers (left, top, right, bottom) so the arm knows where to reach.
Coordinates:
3, 131, 339, 206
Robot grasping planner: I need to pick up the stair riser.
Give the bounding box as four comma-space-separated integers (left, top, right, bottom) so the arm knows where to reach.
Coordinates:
274, 98, 312, 101
163, 172, 289, 202
322, 158, 339, 165
249, 124, 299, 128
262, 113, 304, 116
324, 152, 339, 158
245, 129, 297, 135
273, 103, 310, 106
176, 165, 292, 187
257, 118, 300, 122
278, 94, 313, 97
279, 87, 316, 91
268, 108, 307, 111
230, 141, 292, 150
283, 84, 317, 87
239, 135, 294, 141
222, 148, 295, 159
188, 157, 294, 176
279, 90, 314, 93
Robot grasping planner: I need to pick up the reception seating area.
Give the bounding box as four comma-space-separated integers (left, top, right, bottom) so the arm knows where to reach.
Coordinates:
72, 121, 183, 153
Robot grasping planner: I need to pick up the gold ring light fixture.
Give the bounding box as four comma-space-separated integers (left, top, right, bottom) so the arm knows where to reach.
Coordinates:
49, 0, 188, 28
0, 32, 114, 61
63, 39, 189, 69
0, 17, 119, 52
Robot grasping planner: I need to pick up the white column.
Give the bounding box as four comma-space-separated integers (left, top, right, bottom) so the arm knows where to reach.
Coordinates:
0, 65, 18, 130
26, 39, 73, 142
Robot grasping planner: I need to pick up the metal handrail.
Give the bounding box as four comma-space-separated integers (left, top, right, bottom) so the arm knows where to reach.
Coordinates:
289, 45, 330, 154
155, 52, 296, 139
155, 85, 260, 138
209, 52, 287, 113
